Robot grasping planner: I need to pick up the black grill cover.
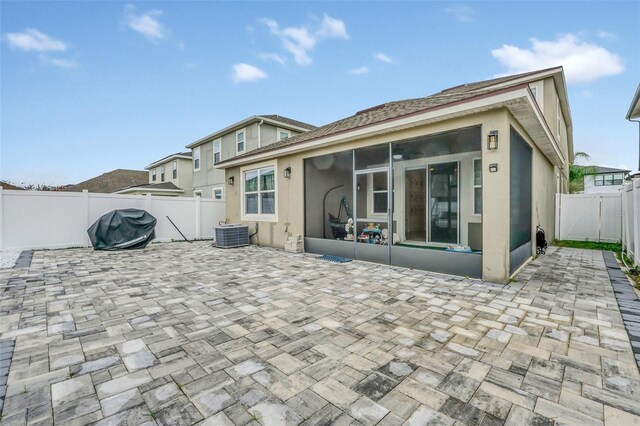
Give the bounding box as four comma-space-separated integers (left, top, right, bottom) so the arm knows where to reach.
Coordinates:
88, 209, 156, 250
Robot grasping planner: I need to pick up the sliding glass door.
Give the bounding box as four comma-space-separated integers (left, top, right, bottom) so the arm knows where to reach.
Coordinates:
429, 162, 458, 244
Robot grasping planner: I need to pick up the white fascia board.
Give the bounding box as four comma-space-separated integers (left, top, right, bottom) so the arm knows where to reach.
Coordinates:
217, 89, 546, 169
145, 155, 192, 170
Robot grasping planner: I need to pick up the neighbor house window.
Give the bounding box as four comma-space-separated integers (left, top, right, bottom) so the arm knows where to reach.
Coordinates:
194, 147, 201, 171
595, 173, 624, 186
172, 161, 177, 179
372, 172, 388, 214
160, 166, 165, 182
151, 169, 156, 182
236, 130, 246, 154
244, 166, 275, 216
473, 159, 482, 215
213, 187, 223, 200
213, 140, 221, 164
277, 128, 291, 141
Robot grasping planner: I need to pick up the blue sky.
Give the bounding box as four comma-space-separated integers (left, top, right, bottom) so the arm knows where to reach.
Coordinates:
1, 1, 639, 185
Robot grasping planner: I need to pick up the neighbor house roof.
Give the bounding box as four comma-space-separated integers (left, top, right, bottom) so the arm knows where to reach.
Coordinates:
216, 66, 571, 168
580, 165, 631, 175
186, 115, 317, 149
0, 181, 24, 190
65, 169, 148, 193
116, 182, 184, 194
146, 152, 192, 170
627, 84, 640, 120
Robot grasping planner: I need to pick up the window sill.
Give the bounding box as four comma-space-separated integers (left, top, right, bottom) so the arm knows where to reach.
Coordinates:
241, 214, 278, 223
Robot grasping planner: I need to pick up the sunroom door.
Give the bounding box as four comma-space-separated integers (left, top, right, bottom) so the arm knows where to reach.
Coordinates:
429, 162, 459, 244
354, 168, 390, 264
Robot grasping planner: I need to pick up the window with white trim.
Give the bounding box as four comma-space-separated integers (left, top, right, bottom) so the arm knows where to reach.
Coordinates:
473, 159, 482, 215
193, 147, 201, 171
236, 130, 246, 154
530, 86, 537, 101
151, 169, 156, 181
213, 140, 221, 164
595, 173, 624, 186
160, 165, 165, 182
277, 128, 291, 141
172, 161, 177, 179
213, 187, 223, 200
244, 166, 275, 216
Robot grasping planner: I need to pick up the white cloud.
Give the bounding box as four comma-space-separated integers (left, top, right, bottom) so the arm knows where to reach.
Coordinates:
184, 63, 197, 69
316, 14, 349, 40
39, 55, 78, 69
597, 31, 616, 40
125, 5, 167, 41
259, 52, 286, 64
445, 6, 475, 23
374, 52, 392, 64
350, 66, 369, 75
232, 63, 268, 83
491, 34, 624, 84
582, 90, 593, 98
4, 28, 67, 52
261, 14, 348, 65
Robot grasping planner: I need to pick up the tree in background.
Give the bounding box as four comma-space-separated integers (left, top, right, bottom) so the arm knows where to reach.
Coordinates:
569, 152, 597, 193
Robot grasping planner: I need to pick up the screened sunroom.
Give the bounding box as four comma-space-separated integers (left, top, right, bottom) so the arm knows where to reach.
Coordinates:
304, 125, 486, 278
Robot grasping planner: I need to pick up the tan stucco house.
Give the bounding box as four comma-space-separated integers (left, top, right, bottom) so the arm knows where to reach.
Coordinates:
117, 152, 192, 196
215, 67, 573, 284
186, 115, 316, 199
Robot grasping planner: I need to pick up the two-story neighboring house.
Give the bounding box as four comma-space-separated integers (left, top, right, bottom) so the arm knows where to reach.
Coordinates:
186, 115, 316, 199
117, 152, 193, 196
582, 166, 630, 194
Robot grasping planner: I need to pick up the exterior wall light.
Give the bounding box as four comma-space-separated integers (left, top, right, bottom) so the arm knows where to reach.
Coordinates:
227, 176, 234, 186
283, 167, 292, 179
487, 130, 499, 150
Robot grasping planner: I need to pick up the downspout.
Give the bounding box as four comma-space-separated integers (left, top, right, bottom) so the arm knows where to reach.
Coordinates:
257, 119, 264, 148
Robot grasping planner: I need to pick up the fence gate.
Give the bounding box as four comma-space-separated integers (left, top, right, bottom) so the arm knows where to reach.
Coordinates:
555, 193, 622, 243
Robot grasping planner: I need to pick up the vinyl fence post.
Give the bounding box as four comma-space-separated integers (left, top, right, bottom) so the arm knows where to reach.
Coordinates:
631, 179, 640, 264
82, 190, 90, 247
555, 193, 561, 241
0, 187, 4, 251
195, 196, 201, 240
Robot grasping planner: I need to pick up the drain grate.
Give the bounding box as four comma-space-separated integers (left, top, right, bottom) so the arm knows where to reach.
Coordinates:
317, 255, 352, 264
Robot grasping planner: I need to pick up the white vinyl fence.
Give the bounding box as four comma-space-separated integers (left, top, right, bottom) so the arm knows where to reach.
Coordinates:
555, 192, 622, 243
0, 188, 226, 251
623, 179, 640, 265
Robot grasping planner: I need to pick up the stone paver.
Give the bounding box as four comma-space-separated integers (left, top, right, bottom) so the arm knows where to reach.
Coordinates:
1, 242, 639, 425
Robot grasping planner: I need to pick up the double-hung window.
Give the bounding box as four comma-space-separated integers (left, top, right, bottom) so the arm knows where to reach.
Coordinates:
172, 161, 177, 179
213, 140, 221, 164
160, 166, 165, 182
244, 166, 275, 216
193, 147, 201, 171
473, 159, 482, 214
236, 130, 246, 154
151, 169, 156, 182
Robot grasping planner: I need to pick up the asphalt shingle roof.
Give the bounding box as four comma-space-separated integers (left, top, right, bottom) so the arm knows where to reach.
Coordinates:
65, 169, 148, 193
218, 68, 555, 166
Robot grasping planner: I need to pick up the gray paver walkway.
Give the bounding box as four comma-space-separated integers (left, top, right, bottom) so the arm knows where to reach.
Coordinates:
0, 242, 639, 425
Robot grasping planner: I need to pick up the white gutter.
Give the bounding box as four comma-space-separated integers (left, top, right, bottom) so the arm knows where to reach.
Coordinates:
257, 119, 264, 148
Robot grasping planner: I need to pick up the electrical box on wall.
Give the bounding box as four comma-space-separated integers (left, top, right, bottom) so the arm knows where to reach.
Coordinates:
489, 163, 498, 172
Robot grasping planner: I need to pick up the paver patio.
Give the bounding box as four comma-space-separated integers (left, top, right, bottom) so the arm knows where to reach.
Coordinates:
1, 242, 639, 425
